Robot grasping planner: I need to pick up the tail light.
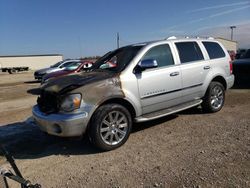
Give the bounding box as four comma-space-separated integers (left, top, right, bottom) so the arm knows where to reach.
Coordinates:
229, 60, 233, 74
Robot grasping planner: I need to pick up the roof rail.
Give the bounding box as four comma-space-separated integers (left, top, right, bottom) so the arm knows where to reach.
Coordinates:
166, 36, 177, 40
165, 36, 215, 40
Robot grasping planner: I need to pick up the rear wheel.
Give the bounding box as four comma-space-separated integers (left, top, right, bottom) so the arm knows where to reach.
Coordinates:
89, 104, 132, 151
202, 81, 225, 113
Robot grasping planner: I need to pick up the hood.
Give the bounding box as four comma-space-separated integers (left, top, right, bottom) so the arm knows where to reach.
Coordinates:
41, 71, 115, 94
35, 67, 52, 74
44, 70, 72, 80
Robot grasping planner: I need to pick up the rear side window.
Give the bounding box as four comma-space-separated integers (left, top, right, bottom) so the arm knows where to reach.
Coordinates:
175, 42, 204, 63
202, 42, 226, 59
142, 44, 174, 68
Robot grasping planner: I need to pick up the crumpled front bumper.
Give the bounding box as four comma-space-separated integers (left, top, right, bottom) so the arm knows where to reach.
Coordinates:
32, 105, 89, 137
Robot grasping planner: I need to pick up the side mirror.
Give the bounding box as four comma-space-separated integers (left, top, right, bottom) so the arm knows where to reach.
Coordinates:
134, 59, 158, 73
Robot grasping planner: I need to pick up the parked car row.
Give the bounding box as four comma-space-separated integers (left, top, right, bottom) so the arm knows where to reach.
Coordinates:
34, 59, 93, 83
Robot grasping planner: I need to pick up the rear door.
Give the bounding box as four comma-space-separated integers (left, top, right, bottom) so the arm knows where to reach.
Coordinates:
136, 43, 182, 114
175, 41, 210, 102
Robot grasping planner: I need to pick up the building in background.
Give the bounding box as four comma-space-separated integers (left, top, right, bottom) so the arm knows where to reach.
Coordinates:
216, 37, 237, 53
0, 54, 63, 70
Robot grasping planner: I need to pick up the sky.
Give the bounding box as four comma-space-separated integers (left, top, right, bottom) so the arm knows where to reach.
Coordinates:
0, 0, 250, 58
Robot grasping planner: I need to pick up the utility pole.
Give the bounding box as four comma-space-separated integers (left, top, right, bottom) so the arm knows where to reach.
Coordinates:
117, 32, 120, 49
230, 26, 236, 41
78, 36, 83, 58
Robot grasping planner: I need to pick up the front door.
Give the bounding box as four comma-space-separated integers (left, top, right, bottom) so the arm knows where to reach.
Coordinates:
136, 44, 182, 114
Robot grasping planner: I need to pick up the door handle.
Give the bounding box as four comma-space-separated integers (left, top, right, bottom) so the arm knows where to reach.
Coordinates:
170, 72, 179, 76
203, 66, 210, 70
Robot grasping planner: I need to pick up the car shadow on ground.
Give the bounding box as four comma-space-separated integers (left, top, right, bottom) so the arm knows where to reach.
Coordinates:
24, 80, 40, 84
0, 115, 178, 160
132, 115, 177, 133
0, 120, 99, 159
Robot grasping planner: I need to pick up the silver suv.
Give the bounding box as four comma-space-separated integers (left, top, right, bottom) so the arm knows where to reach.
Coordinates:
32, 37, 234, 151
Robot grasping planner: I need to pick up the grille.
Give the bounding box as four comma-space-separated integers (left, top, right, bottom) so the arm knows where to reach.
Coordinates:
37, 91, 59, 114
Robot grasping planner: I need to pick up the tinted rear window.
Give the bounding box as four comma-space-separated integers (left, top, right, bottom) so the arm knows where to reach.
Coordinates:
202, 42, 225, 59
175, 42, 204, 63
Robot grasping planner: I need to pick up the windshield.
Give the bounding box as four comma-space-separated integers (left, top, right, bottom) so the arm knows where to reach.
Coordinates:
90, 45, 143, 73
50, 61, 63, 68
64, 62, 82, 70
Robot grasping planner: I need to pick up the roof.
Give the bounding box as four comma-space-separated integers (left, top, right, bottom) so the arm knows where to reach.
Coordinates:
0, 54, 63, 58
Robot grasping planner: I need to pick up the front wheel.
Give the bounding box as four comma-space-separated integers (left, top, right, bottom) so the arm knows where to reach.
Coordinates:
202, 81, 225, 113
89, 104, 132, 151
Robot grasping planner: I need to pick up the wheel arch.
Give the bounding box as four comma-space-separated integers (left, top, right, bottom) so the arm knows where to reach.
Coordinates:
99, 98, 136, 118
86, 97, 137, 133
211, 75, 227, 90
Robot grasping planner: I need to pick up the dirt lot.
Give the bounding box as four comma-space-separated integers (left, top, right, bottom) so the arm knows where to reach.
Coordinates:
0, 72, 249, 188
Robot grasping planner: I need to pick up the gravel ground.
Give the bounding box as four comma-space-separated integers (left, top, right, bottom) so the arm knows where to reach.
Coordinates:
0, 72, 249, 188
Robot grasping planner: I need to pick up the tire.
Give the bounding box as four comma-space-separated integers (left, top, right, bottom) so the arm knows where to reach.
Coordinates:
201, 81, 225, 113
89, 103, 132, 151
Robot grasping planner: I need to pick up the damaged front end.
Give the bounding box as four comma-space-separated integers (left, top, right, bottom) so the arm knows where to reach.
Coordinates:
37, 90, 59, 114
30, 71, 124, 137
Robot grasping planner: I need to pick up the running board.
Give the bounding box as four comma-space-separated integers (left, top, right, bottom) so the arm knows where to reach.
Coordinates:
135, 99, 202, 123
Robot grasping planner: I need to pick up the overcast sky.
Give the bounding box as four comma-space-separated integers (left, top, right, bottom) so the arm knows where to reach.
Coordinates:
0, 0, 249, 58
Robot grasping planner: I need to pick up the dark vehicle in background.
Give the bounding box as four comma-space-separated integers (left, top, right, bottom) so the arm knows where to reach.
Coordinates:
233, 49, 250, 86
34, 59, 81, 80
42, 61, 93, 83
235, 49, 246, 59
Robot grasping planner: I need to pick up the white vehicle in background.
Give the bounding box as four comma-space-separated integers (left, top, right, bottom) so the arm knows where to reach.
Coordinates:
34, 59, 81, 80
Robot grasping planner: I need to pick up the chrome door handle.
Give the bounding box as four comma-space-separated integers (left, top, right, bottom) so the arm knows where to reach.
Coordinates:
170, 72, 179, 76
204, 66, 210, 70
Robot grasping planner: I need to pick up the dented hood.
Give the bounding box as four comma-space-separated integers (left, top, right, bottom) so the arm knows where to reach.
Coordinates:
29, 71, 115, 95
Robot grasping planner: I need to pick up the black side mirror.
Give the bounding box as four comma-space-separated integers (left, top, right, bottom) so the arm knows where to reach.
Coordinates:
134, 59, 158, 73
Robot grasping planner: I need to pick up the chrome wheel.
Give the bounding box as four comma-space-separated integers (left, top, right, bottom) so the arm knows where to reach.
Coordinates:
210, 85, 224, 109
100, 111, 128, 146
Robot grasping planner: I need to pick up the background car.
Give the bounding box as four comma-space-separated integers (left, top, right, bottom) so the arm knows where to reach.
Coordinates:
41, 60, 93, 83
233, 49, 250, 86
34, 59, 81, 81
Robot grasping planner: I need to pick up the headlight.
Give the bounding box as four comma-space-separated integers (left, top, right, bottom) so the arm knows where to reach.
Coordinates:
60, 94, 82, 112
41, 77, 49, 84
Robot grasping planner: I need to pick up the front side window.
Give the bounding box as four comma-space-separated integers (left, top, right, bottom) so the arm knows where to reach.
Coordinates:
175, 42, 204, 63
142, 44, 174, 68
202, 42, 226, 59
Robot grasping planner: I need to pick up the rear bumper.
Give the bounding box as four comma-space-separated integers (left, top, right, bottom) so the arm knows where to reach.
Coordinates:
32, 105, 89, 137
226, 74, 235, 89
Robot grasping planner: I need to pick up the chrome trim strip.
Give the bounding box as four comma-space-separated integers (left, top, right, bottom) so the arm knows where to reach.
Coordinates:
141, 83, 203, 99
